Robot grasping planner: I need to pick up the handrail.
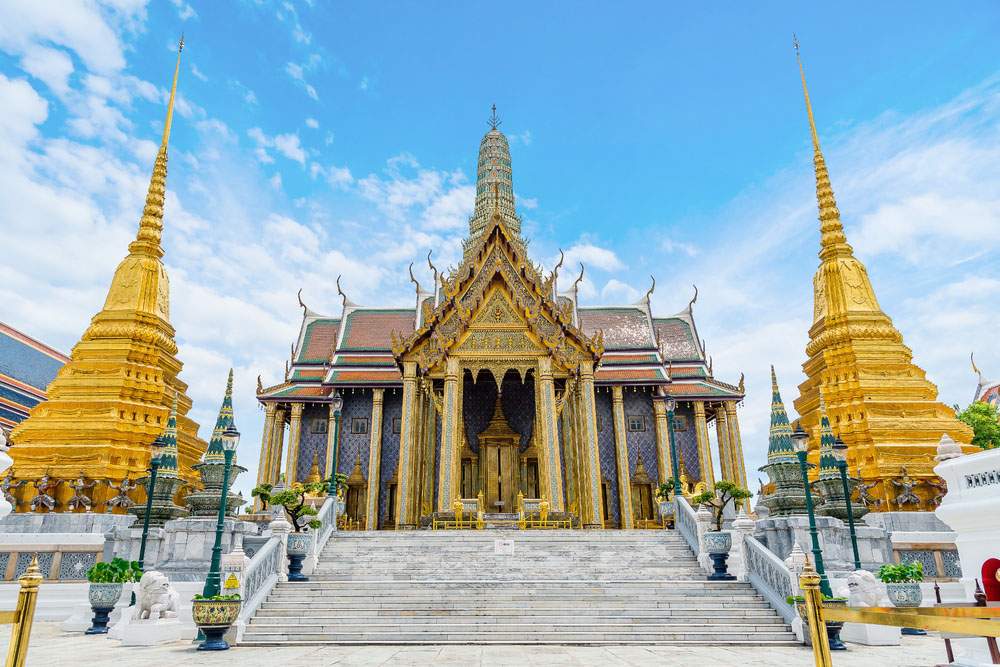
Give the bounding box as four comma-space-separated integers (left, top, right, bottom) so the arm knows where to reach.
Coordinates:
315, 496, 338, 553
675, 495, 699, 555
236, 535, 282, 630
2, 555, 42, 667
744, 535, 796, 624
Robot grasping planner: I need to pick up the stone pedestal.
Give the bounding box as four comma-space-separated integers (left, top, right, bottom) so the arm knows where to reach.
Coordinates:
152, 517, 259, 582
0, 512, 135, 534
840, 621, 901, 646
754, 514, 891, 574
185, 460, 246, 517
120, 617, 184, 646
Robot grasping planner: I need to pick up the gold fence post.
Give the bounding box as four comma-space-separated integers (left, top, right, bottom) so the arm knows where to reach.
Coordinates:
800, 557, 832, 667
6, 555, 42, 667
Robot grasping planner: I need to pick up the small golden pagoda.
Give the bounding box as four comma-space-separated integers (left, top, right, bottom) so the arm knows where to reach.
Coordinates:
8, 39, 206, 512
790, 39, 975, 511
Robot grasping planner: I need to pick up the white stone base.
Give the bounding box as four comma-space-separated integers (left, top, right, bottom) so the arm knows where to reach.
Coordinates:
120, 617, 184, 646
841, 622, 901, 646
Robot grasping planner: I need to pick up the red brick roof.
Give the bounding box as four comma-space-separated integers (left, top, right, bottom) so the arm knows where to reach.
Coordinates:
594, 368, 665, 382
297, 319, 340, 363
578, 308, 653, 350
341, 310, 415, 351
329, 369, 403, 384
653, 317, 701, 361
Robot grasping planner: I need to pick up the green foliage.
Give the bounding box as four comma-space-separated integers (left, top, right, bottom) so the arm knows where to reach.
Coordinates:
325, 472, 349, 495
692, 480, 753, 531
655, 481, 675, 501
786, 594, 847, 604
954, 401, 1000, 450
270, 482, 327, 532
878, 561, 923, 584
86, 557, 142, 583
193, 593, 241, 601
251, 483, 273, 510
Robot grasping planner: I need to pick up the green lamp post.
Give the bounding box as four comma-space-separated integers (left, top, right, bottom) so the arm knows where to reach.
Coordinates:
136, 450, 162, 574
202, 424, 241, 598
791, 424, 832, 597
833, 436, 862, 570
326, 390, 343, 496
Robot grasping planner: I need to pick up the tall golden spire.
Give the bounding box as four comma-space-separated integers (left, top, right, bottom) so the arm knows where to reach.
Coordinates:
793, 35, 851, 261
129, 36, 183, 260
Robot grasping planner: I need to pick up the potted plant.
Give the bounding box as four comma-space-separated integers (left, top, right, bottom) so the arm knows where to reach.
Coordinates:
691, 480, 752, 581
655, 480, 675, 525
192, 593, 241, 651
270, 481, 326, 581
84, 558, 142, 634
787, 594, 849, 650
878, 561, 924, 607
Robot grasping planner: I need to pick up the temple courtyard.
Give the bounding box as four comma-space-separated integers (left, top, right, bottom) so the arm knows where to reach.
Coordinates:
0, 623, 947, 666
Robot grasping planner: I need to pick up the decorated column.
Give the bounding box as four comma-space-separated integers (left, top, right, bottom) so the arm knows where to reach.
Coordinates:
652, 395, 672, 487
284, 402, 304, 484
611, 386, 634, 529
267, 406, 286, 485
365, 388, 384, 530
396, 361, 419, 528
724, 401, 750, 509
693, 401, 715, 486
578, 361, 604, 528
256, 403, 277, 498
715, 404, 733, 482
436, 357, 461, 512
537, 357, 565, 511
324, 402, 337, 480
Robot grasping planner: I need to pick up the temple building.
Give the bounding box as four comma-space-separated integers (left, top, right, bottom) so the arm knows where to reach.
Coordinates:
790, 42, 975, 512
6, 41, 206, 512
256, 114, 749, 529
0, 321, 69, 433
971, 354, 999, 408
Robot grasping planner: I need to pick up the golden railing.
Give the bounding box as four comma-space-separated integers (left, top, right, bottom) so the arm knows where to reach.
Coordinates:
1, 555, 42, 667
800, 560, 1000, 667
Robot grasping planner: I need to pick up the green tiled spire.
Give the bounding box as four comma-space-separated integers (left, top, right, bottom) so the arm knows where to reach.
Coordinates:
767, 366, 796, 463
817, 396, 839, 480
205, 368, 235, 463
155, 391, 180, 477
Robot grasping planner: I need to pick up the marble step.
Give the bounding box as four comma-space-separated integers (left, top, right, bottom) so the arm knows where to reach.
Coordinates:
258, 601, 775, 612
251, 612, 787, 624
240, 630, 798, 644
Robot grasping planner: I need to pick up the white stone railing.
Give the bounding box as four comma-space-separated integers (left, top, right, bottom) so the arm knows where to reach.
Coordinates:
675, 496, 699, 555
315, 496, 339, 552
234, 534, 283, 640
744, 534, 797, 624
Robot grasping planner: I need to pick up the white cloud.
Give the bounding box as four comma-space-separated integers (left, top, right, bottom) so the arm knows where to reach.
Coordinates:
247, 127, 306, 165
169, 0, 197, 21
563, 242, 625, 272
358, 155, 474, 231
19, 44, 74, 97
190, 63, 208, 82
305, 117, 319, 129
286, 60, 319, 101
601, 278, 639, 302
659, 238, 698, 257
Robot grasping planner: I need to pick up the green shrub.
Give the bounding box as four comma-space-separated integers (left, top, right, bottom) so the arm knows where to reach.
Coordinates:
193, 593, 241, 601
270, 482, 327, 532
86, 557, 142, 583
691, 480, 753, 531
878, 561, 923, 584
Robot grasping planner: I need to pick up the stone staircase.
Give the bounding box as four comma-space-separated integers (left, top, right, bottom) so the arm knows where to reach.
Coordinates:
241, 530, 796, 645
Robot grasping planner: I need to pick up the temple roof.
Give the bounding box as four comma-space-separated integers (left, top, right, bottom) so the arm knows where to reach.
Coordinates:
0, 321, 69, 429
578, 307, 654, 350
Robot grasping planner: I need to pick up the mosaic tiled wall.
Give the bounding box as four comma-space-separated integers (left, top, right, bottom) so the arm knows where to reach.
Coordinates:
673, 404, 701, 481
378, 390, 403, 528
295, 404, 331, 482
594, 389, 620, 526
464, 371, 497, 453
339, 390, 373, 477
623, 388, 657, 485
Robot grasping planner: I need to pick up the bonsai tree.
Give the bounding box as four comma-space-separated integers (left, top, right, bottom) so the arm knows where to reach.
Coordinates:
251, 483, 273, 511
655, 480, 676, 501
269, 482, 326, 532
878, 561, 923, 584
86, 557, 142, 583
954, 401, 1000, 450
691, 480, 752, 532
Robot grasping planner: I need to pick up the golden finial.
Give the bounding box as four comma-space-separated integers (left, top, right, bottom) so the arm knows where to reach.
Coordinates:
162, 35, 183, 147
793, 34, 849, 258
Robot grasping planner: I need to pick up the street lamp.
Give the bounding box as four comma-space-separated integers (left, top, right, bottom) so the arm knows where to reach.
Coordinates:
833, 436, 861, 570
134, 446, 162, 605
665, 396, 681, 498
203, 423, 240, 598
326, 391, 344, 497
791, 424, 832, 597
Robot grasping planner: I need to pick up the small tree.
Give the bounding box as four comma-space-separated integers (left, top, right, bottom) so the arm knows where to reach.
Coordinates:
269, 482, 326, 533
692, 480, 752, 532
954, 401, 1000, 450
251, 483, 273, 511
655, 480, 676, 501
326, 472, 348, 497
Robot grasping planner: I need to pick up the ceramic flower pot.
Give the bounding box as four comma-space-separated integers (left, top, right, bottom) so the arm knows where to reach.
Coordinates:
657, 500, 674, 519
703, 530, 732, 554
85, 583, 123, 635
886, 582, 923, 608
286, 532, 314, 582
192, 598, 241, 651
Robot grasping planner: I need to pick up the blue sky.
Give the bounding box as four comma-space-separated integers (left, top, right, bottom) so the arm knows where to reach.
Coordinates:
2, 1, 999, 497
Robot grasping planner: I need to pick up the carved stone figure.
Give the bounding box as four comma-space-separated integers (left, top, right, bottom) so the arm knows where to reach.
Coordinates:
105, 476, 137, 512
926, 478, 948, 508
29, 474, 59, 511
845, 569, 887, 607
67, 472, 98, 512
891, 466, 921, 507
137, 571, 180, 620
1, 470, 25, 507
856, 479, 882, 509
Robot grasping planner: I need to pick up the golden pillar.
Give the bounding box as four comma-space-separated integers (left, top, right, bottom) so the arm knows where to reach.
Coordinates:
256, 403, 277, 489
267, 406, 287, 485
561, 401, 579, 514
395, 361, 419, 528
611, 386, 634, 529
420, 388, 437, 517
537, 357, 564, 511
694, 401, 715, 486
324, 401, 338, 479
577, 361, 604, 528
436, 357, 461, 511
365, 388, 384, 530
725, 401, 751, 511
652, 396, 672, 486
409, 384, 426, 520
715, 403, 732, 483
284, 402, 304, 484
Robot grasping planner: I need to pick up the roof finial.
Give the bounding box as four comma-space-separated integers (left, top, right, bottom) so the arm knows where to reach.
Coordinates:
644, 275, 656, 303
794, 34, 850, 258
162, 35, 183, 147
408, 262, 423, 295
336, 274, 349, 308
688, 284, 699, 312
489, 103, 501, 130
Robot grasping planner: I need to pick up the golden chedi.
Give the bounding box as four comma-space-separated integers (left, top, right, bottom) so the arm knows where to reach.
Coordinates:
790, 39, 975, 512
8, 39, 206, 512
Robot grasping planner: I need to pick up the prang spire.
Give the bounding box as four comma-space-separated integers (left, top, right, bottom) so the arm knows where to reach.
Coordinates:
793, 35, 851, 262
467, 104, 521, 244
129, 36, 184, 260
767, 366, 796, 463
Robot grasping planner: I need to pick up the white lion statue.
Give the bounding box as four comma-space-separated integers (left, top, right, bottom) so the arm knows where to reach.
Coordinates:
138, 571, 180, 620
845, 569, 887, 608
